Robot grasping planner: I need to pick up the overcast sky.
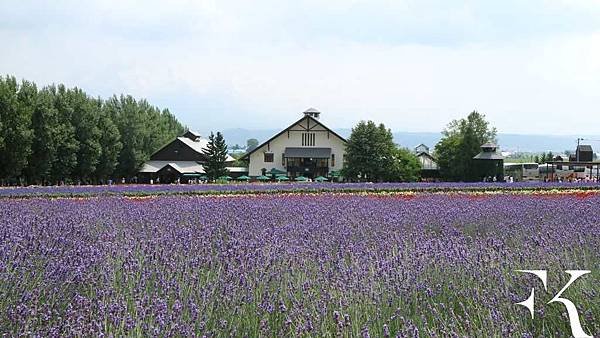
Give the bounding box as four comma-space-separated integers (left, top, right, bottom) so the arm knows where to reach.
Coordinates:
2, 0, 600, 135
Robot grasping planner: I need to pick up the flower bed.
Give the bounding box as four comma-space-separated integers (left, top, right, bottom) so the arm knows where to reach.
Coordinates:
1, 181, 600, 198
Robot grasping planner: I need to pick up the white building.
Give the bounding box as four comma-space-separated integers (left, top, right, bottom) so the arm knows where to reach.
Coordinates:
414, 143, 439, 172
243, 108, 347, 178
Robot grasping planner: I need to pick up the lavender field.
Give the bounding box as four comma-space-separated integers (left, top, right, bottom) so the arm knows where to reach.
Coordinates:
1, 191, 598, 336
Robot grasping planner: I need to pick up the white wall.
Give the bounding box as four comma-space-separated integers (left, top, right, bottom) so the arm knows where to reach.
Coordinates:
418, 155, 438, 170
248, 117, 346, 176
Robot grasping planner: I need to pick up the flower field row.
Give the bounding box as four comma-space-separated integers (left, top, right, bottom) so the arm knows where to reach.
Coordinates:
0, 191, 598, 336
2, 181, 600, 198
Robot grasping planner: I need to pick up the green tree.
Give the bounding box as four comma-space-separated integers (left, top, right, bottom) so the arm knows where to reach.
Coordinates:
112, 96, 184, 179
69, 89, 102, 183
1, 75, 185, 184
343, 121, 397, 182
539, 152, 547, 164
25, 87, 58, 184
533, 155, 540, 164
434, 111, 497, 181
48, 85, 80, 183
203, 131, 229, 181
94, 106, 122, 181
113, 95, 146, 179
0, 76, 35, 183
385, 147, 421, 182
246, 138, 259, 152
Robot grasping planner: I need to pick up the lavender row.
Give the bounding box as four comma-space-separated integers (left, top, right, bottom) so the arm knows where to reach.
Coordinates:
0, 193, 598, 336
2, 181, 600, 197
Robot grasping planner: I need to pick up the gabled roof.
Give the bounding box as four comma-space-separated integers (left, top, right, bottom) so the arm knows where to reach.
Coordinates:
140, 160, 246, 174
416, 151, 436, 161
241, 115, 346, 160
473, 152, 504, 160
577, 145, 593, 152
183, 130, 201, 138
140, 161, 205, 174
177, 136, 209, 153
149, 136, 235, 162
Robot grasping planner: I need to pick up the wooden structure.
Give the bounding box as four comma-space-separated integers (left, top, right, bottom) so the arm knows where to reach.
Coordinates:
473, 143, 505, 181
414, 144, 439, 179
138, 132, 245, 183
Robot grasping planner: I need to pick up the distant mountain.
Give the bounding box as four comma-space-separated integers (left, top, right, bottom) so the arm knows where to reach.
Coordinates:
215, 128, 596, 153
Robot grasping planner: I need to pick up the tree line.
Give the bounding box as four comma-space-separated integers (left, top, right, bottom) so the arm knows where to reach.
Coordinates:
342, 111, 498, 182
0, 75, 185, 185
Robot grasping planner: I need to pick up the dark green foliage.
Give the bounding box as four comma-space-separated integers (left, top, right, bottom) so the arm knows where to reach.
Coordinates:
343, 121, 420, 182
434, 111, 497, 181
385, 147, 421, 182
0, 75, 184, 185
203, 132, 229, 181
0, 76, 35, 183
25, 87, 58, 184
112, 97, 184, 179
246, 138, 259, 152
70, 89, 102, 183
48, 85, 81, 183
95, 108, 122, 181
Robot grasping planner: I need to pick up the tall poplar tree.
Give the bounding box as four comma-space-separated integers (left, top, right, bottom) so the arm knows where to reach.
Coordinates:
94, 107, 122, 181
0, 76, 34, 183
49, 85, 79, 183
70, 89, 102, 183
26, 88, 58, 184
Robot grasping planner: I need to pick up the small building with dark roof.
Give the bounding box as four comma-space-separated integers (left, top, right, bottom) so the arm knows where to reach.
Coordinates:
576, 144, 593, 162
473, 143, 505, 181
138, 131, 243, 183
413, 144, 439, 179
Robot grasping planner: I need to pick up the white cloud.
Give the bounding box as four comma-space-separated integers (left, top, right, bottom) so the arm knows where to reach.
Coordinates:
1, 0, 600, 134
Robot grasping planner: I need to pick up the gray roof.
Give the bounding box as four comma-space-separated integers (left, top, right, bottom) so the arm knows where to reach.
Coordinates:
416, 151, 436, 160
473, 152, 504, 160
241, 114, 346, 160
139, 161, 246, 174
177, 137, 235, 162
139, 161, 205, 173
284, 147, 331, 158
303, 107, 320, 113
578, 145, 593, 152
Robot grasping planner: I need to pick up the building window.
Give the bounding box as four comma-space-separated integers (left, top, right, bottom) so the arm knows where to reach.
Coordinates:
264, 152, 274, 162
302, 132, 315, 146
331, 154, 335, 167
282, 153, 285, 166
